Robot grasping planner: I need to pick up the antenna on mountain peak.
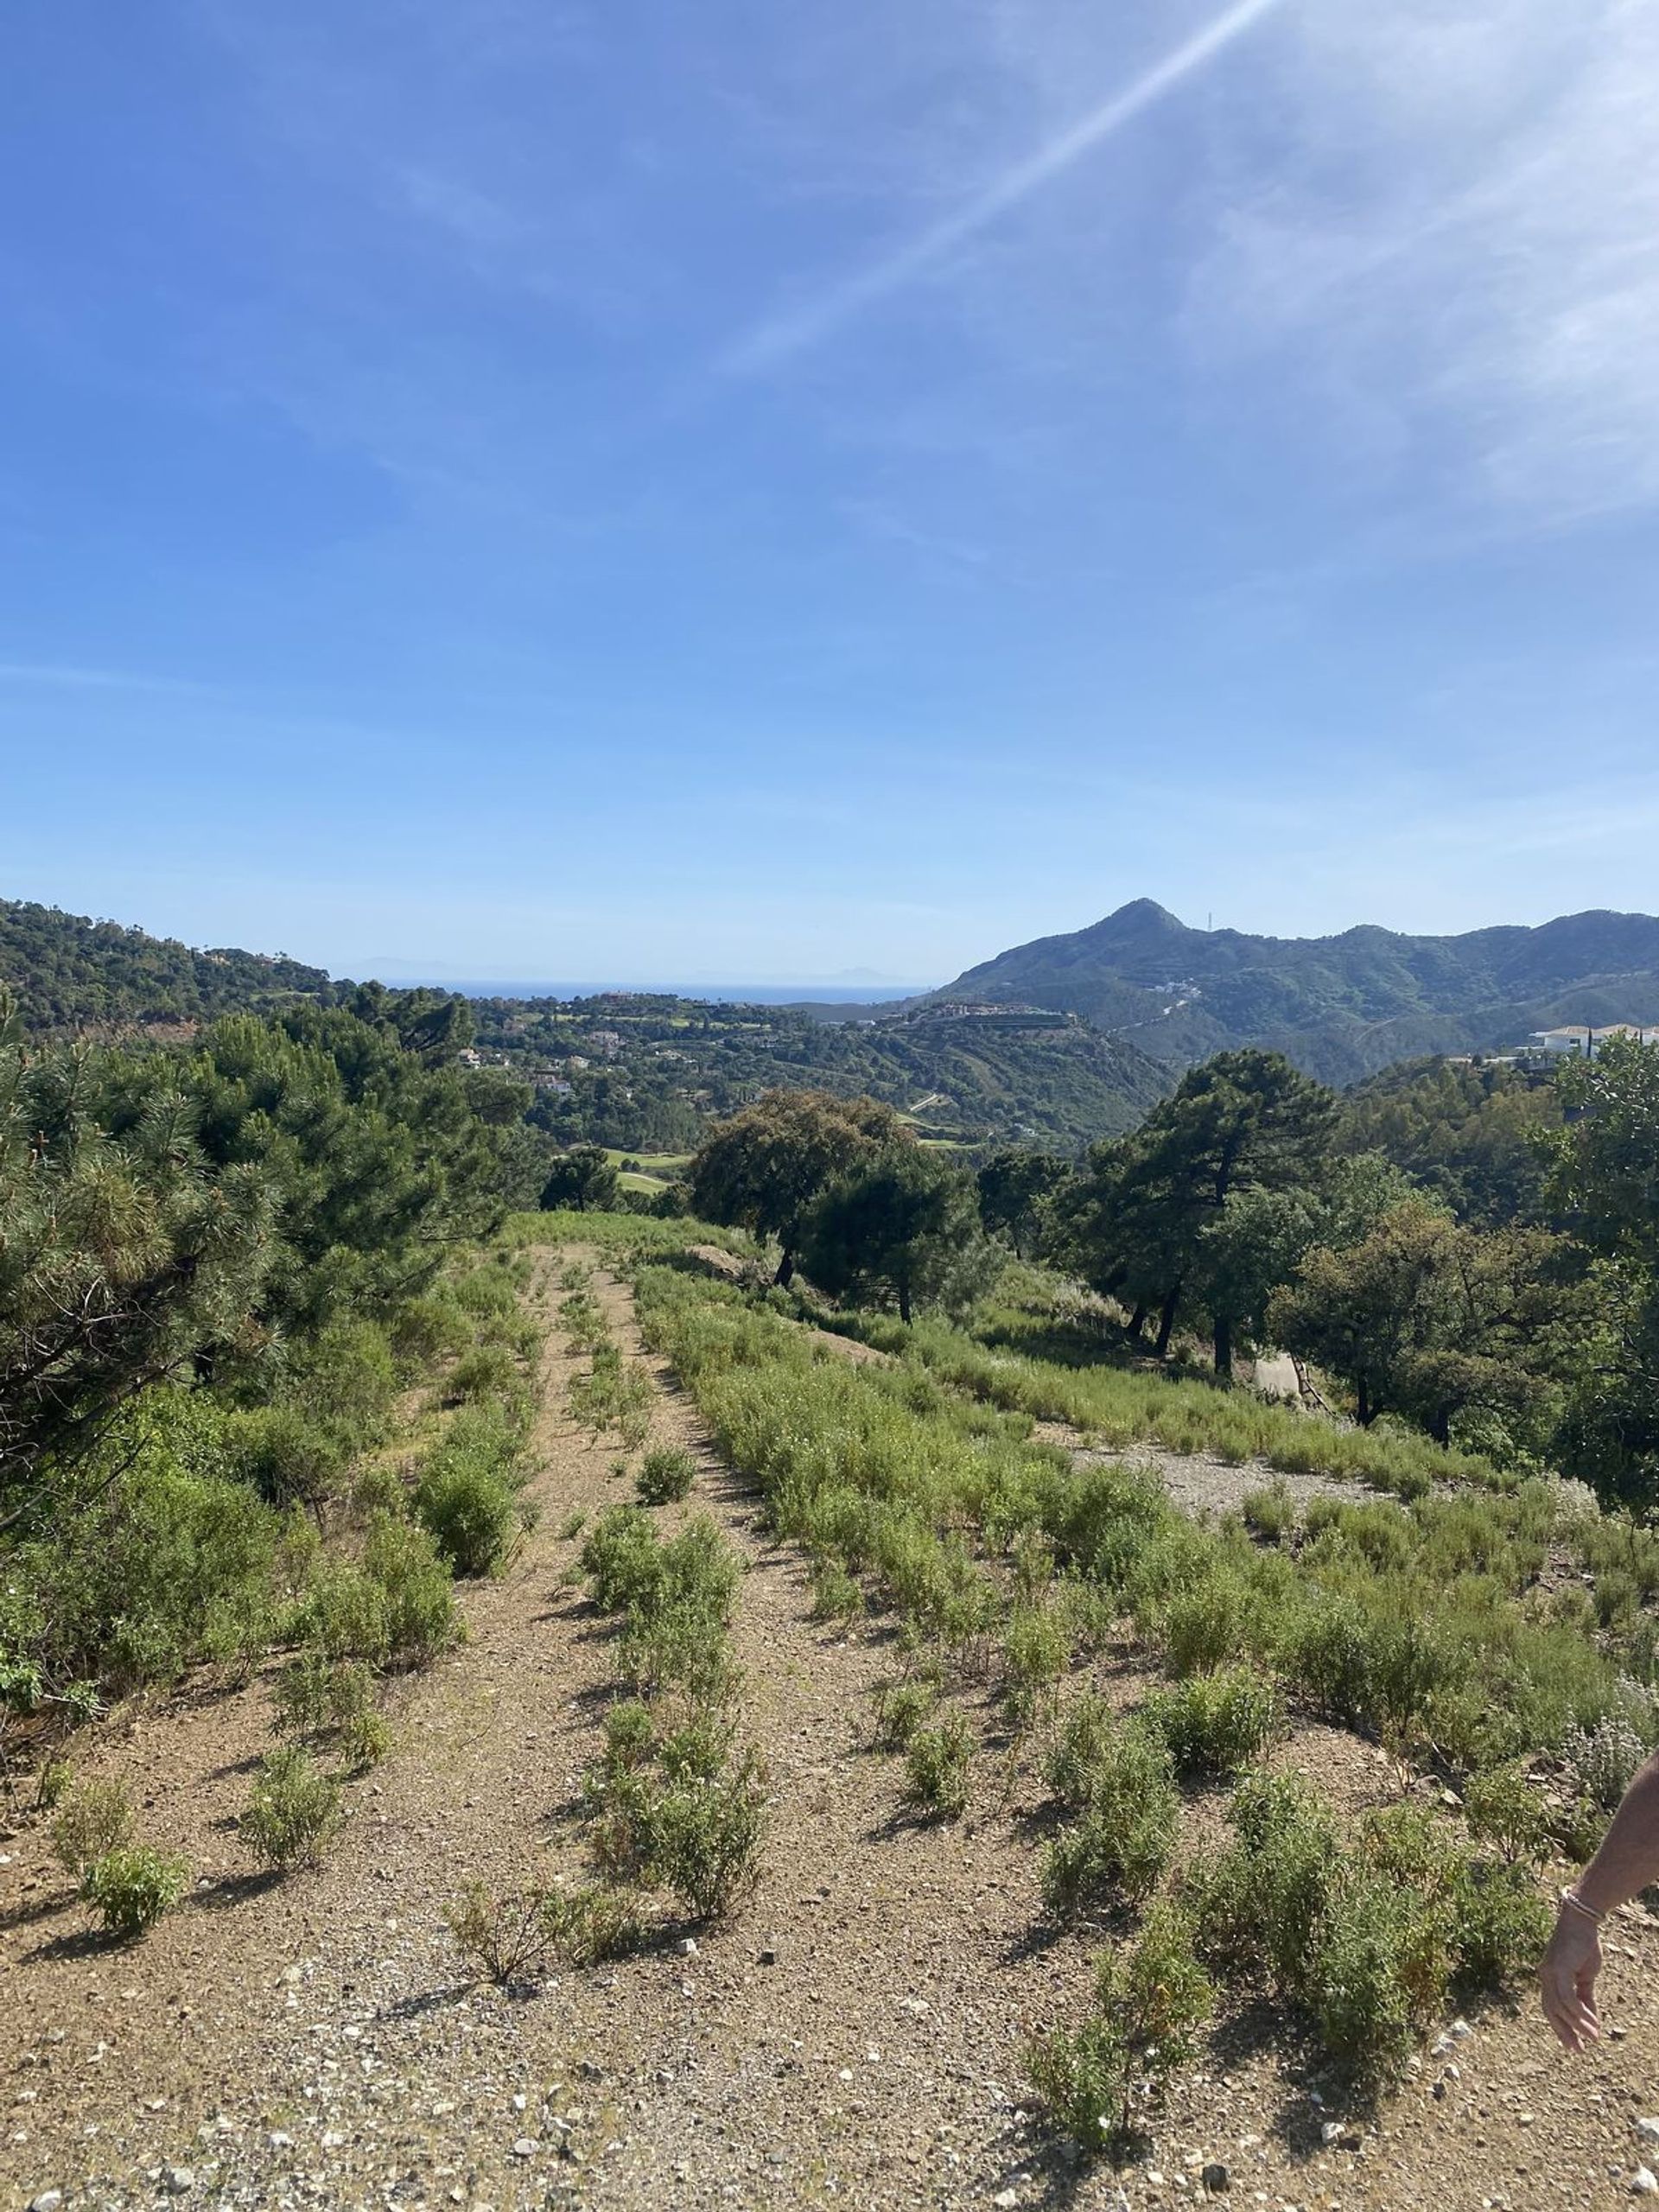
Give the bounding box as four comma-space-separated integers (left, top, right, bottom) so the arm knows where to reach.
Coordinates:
1207, 911, 1213, 932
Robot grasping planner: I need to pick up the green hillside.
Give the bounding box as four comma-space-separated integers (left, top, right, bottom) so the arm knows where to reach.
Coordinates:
0, 896, 334, 1031
935, 899, 1659, 1082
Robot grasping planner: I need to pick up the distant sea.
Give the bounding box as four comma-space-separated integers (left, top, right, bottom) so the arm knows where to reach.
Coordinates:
390, 980, 931, 1007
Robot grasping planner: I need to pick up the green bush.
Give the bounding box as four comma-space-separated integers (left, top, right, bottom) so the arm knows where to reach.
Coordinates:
275, 1653, 375, 1742
902, 1712, 975, 1819
1187, 1769, 1339, 1993
444, 1343, 524, 1407
809, 1558, 865, 1622
1026, 1904, 1212, 2152
580, 1506, 665, 1614
1463, 1763, 1551, 1865
80, 1845, 190, 1938
1242, 1479, 1298, 1543
1002, 1605, 1071, 1722
1040, 1728, 1179, 1917
1043, 1691, 1119, 1814
242, 1746, 343, 1871
1143, 1665, 1279, 1777
875, 1679, 938, 1751
414, 1407, 530, 1576
636, 1446, 699, 1505
364, 1512, 459, 1668
540, 1880, 645, 1964
51, 1777, 137, 1878
641, 1749, 770, 1920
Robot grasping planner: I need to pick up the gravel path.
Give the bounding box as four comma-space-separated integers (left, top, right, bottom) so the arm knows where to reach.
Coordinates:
6, 1253, 1659, 2211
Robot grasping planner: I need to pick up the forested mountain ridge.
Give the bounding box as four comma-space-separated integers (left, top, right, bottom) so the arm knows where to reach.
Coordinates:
932, 899, 1659, 1083
0, 894, 1167, 1148
1, 895, 335, 1030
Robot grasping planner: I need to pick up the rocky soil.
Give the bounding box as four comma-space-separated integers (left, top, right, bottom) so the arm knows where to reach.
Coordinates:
5, 1252, 1659, 2211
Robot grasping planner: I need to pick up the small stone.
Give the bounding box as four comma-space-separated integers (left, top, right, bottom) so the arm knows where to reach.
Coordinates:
269, 2133, 294, 2150
678, 1939, 698, 1958
1639, 2121, 1659, 2143
165, 2170, 196, 2196
993, 2194, 1019, 2209
29, 2194, 63, 2212
1202, 2164, 1230, 2195
512, 2095, 528, 2113
512, 2139, 538, 2159
759, 1944, 779, 1967
1632, 2171, 1659, 2197
1320, 2123, 1343, 2145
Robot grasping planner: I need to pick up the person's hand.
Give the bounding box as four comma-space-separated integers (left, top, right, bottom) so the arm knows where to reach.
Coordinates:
1541, 1903, 1604, 2052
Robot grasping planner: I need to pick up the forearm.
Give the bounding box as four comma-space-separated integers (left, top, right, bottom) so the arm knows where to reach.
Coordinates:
1575, 1754, 1659, 1913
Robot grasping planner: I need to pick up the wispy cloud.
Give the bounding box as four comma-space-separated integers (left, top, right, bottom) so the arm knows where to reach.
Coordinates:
1182, 0, 1659, 525
0, 660, 209, 696
720, 0, 1288, 374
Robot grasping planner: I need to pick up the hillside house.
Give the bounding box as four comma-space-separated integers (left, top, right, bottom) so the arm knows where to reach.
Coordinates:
1530, 1023, 1659, 1058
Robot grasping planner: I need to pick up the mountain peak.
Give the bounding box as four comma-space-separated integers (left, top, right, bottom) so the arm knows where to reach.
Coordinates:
1102, 898, 1184, 928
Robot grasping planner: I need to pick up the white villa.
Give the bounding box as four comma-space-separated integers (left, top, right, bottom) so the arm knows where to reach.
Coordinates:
1530, 1023, 1659, 1057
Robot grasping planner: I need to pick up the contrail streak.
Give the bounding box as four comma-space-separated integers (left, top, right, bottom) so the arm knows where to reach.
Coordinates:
721, 0, 1289, 374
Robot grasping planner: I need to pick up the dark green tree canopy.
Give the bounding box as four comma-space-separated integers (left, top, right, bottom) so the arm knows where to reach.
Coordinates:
688, 1088, 905, 1284
541, 1145, 620, 1213
802, 1149, 995, 1324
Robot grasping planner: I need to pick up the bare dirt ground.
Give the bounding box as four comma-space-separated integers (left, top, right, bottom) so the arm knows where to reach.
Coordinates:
5, 1252, 1659, 2212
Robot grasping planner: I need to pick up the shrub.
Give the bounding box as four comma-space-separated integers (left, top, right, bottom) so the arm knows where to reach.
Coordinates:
242, 1747, 344, 1871
1159, 1573, 1254, 1677
874, 1679, 938, 1751
414, 1459, 523, 1578
1026, 1904, 1212, 2152
80, 1845, 190, 1938
444, 1881, 549, 1985
1560, 1714, 1647, 1813
364, 1513, 458, 1669
637, 1447, 699, 1505
1187, 1770, 1338, 1993
414, 1409, 529, 1577
580, 1506, 664, 1615
1463, 1763, 1551, 1866
1043, 1692, 1118, 1814
601, 1699, 658, 1777
444, 1343, 524, 1407
620, 1608, 741, 1707
341, 1706, 392, 1770
1143, 1666, 1279, 1777
1449, 1859, 1551, 1987
809, 1559, 864, 1622
1040, 1729, 1179, 1918
1002, 1605, 1070, 1723
540, 1880, 645, 1965
1242, 1479, 1297, 1543
1311, 1873, 1436, 2086
902, 1713, 975, 1819
275, 1653, 375, 1743
643, 1750, 770, 1920
51, 1777, 136, 1878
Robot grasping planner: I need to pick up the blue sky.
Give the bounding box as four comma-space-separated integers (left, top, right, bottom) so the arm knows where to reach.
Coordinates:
3, 0, 1657, 985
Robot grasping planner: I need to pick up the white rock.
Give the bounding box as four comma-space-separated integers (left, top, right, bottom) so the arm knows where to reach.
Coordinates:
1639, 2121, 1659, 2143
268, 2133, 293, 2150
1632, 2171, 1659, 2197
165, 2170, 196, 2195
1320, 2122, 1343, 2145
512, 2139, 537, 2159
29, 2194, 63, 2212
679, 1938, 699, 1957
993, 2194, 1019, 2209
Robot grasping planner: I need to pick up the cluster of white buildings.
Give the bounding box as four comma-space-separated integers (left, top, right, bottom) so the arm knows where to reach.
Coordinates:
1529, 1023, 1659, 1058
